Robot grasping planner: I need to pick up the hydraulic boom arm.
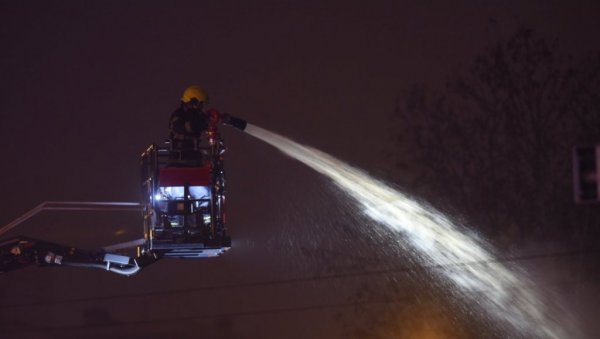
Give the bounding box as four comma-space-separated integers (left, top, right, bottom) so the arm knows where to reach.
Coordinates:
0, 236, 156, 276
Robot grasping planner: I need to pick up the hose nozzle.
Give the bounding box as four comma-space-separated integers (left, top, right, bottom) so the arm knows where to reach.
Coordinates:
222, 114, 247, 131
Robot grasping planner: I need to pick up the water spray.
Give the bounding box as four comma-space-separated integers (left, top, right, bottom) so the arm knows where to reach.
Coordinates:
244, 124, 569, 338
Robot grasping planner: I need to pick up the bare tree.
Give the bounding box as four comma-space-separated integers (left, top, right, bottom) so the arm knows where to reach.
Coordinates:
393, 28, 600, 244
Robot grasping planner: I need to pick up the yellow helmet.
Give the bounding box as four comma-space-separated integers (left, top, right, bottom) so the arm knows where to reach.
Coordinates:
181, 85, 209, 103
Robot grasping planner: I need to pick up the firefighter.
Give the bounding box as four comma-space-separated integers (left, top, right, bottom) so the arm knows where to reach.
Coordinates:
168, 85, 246, 165
169, 85, 210, 144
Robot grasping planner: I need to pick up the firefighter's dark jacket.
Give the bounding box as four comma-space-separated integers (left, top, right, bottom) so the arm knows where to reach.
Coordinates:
169, 106, 209, 140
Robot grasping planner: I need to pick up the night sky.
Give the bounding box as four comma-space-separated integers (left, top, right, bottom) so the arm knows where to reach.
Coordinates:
1, 1, 600, 338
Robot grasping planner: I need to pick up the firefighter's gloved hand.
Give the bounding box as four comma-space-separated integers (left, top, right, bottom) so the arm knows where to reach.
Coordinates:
220, 113, 231, 124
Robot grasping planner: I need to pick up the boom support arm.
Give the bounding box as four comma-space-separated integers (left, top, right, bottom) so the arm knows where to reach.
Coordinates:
0, 236, 156, 276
